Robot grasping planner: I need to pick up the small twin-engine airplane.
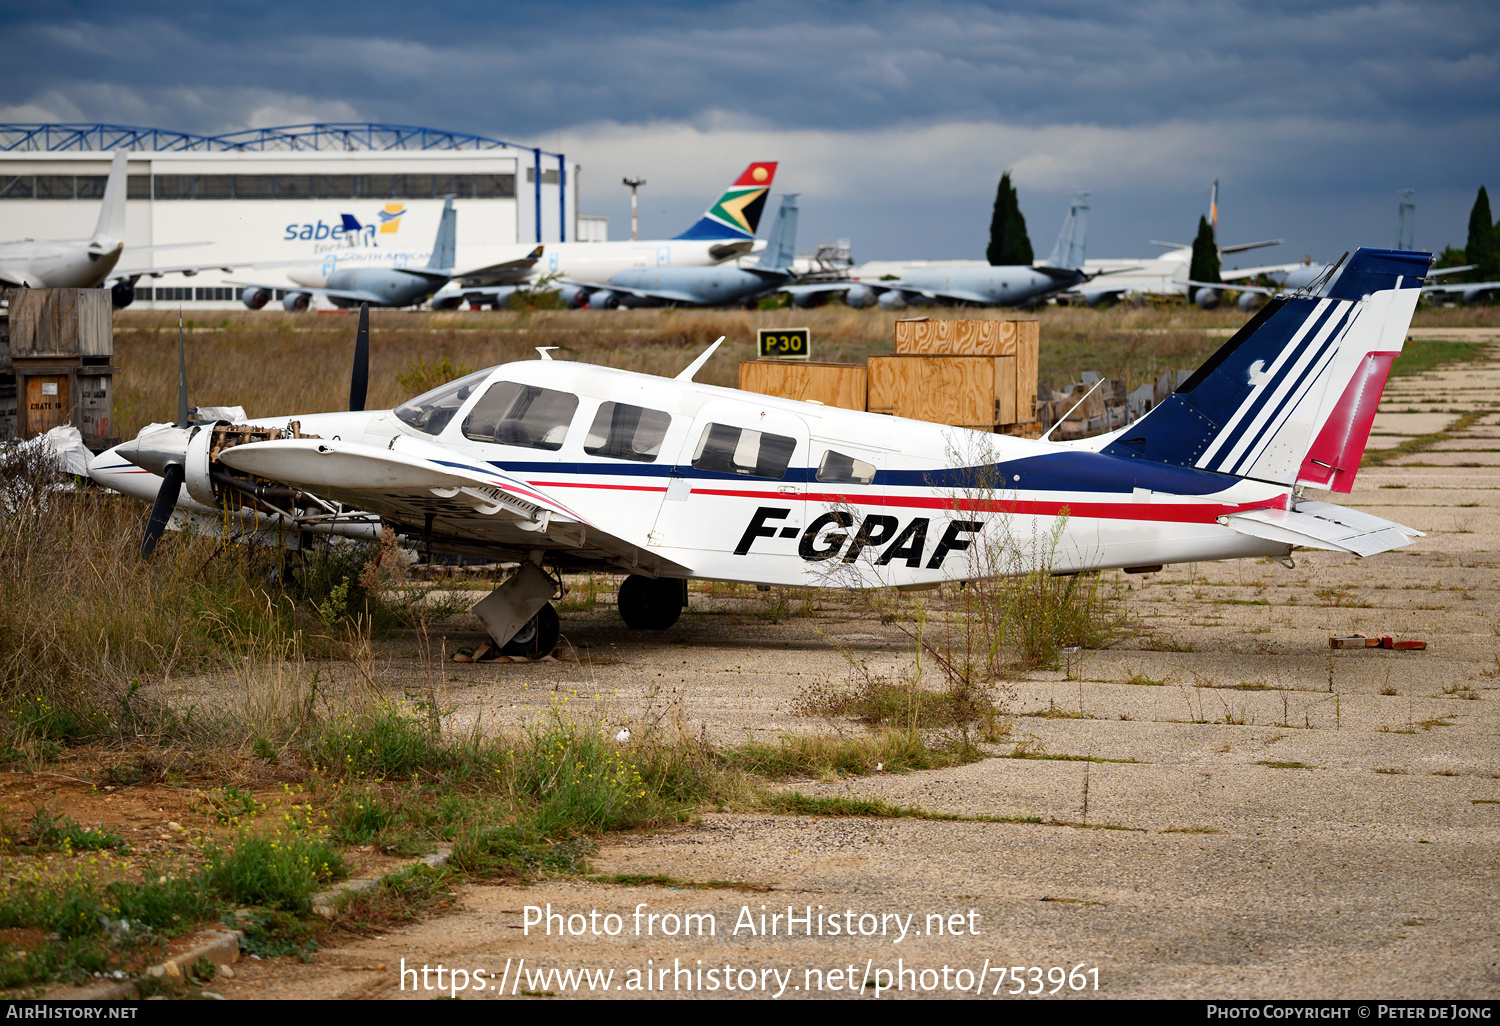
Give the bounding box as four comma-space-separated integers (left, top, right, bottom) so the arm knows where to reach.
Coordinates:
90, 247, 1430, 658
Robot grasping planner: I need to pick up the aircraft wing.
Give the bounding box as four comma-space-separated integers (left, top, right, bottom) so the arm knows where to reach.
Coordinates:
1225, 502, 1422, 557
215, 435, 685, 573
224, 280, 395, 305
452, 245, 545, 287
1177, 278, 1275, 296
1219, 239, 1284, 255
1422, 279, 1500, 296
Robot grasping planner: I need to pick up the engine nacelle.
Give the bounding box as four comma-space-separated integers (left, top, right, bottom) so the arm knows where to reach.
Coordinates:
282, 291, 311, 312
1238, 290, 1266, 312
876, 290, 908, 310
183, 426, 217, 508
1087, 291, 1117, 309
110, 280, 135, 309
1462, 286, 1494, 305
555, 284, 591, 309
1194, 287, 1221, 310
844, 285, 876, 309
430, 293, 463, 310
241, 287, 272, 310
587, 289, 619, 310
792, 290, 824, 309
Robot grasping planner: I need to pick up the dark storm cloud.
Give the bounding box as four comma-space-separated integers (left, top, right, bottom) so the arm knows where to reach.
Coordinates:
2, 1, 1495, 259
2, 1, 1495, 136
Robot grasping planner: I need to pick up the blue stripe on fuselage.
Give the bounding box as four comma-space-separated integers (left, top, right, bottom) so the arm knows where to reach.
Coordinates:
479, 450, 1240, 496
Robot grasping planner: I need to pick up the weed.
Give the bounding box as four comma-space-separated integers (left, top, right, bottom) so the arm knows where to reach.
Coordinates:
1256, 761, 1314, 770
1124, 669, 1169, 686
333, 863, 454, 935
193, 786, 263, 826
1441, 684, 1480, 700
203, 819, 346, 913
1381, 686, 1399, 696
224, 908, 320, 961
1374, 768, 1407, 774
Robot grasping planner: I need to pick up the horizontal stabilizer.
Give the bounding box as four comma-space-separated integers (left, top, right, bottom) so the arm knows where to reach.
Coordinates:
1225, 501, 1422, 557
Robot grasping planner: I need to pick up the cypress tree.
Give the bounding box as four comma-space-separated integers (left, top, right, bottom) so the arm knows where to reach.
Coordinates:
986, 171, 1034, 266
1464, 185, 1498, 282
1188, 215, 1221, 285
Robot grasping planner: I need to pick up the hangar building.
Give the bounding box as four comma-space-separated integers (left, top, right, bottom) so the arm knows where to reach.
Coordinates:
0, 123, 599, 309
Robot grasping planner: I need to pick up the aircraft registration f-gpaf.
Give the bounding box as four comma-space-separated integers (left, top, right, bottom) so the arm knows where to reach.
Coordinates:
90, 247, 1432, 657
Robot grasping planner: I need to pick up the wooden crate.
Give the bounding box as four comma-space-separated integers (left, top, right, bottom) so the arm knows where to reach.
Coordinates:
867, 355, 1004, 425
890, 319, 1038, 424
738, 360, 867, 411
8, 289, 111, 359
894, 317, 1038, 357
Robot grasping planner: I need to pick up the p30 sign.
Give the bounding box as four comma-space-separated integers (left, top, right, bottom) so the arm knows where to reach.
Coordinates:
757, 327, 811, 360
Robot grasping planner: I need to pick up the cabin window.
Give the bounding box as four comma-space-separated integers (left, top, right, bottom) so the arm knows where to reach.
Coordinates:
394, 368, 494, 435
584, 402, 671, 462
691, 423, 797, 479
816, 450, 876, 485
463, 382, 579, 450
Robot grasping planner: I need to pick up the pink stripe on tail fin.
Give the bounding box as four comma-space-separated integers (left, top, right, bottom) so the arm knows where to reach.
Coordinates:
1296, 351, 1397, 492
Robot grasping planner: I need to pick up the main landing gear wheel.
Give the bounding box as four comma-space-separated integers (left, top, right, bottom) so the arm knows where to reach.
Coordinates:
500, 602, 560, 658
617, 575, 685, 630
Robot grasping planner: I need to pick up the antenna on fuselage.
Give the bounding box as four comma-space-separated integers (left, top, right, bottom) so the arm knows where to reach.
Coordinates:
675, 336, 725, 382
535, 346, 559, 361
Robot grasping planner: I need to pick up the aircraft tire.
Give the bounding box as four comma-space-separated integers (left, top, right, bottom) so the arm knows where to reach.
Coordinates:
500, 602, 560, 658
618, 575, 684, 630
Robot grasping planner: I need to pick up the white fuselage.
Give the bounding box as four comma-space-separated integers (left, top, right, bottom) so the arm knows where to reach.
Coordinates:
92, 359, 1293, 588
0, 237, 123, 288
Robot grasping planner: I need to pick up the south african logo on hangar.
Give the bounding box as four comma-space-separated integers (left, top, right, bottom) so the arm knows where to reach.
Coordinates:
702, 162, 776, 237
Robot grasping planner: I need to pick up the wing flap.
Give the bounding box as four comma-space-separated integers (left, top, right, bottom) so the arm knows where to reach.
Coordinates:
1226, 503, 1421, 557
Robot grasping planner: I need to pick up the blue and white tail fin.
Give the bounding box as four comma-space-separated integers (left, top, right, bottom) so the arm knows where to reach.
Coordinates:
1101, 247, 1432, 493
426, 195, 457, 272
1042, 192, 1089, 269
756, 193, 799, 270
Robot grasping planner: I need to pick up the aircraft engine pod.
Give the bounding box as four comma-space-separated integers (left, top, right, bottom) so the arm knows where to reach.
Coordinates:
1089, 292, 1117, 309
588, 289, 619, 310
1194, 287, 1221, 310
1238, 290, 1266, 312
429, 294, 462, 310
792, 290, 824, 309
282, 291, 312, 312
843, 284, 876, 309
876, 290, 908, 310
240, 287, 272, 310
555, 284, 591, 309
110, 280, 136, 309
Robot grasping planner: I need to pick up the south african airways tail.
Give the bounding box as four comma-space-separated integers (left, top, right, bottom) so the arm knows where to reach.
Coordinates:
673, 162, 778, 241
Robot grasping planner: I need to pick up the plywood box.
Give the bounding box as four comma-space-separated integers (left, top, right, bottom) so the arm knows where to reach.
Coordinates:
894, 318, 1038, 357
8, 289, 112, 359
869, 353, 1036, 428
867, 355, 1006, 426
739, 360, 868, 411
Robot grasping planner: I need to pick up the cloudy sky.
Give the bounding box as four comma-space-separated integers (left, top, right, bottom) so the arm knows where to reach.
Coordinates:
3, 0, 1497, 262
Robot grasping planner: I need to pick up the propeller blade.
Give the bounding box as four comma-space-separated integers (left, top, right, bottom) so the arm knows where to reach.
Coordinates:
350, 302, 369, 412
141, 462, 185, 559
176, 307, 189, 428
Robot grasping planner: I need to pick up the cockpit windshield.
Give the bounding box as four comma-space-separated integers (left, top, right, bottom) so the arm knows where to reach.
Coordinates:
393, 368, 495, 436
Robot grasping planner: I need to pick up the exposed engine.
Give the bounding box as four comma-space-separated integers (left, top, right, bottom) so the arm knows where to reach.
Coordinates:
182, 421, 323, 517
555, 284, 591, 309
587, 289, 619, 310
875, 290, 908, 310
1238, 291, 1266, 312
1194, 287, 1221, 310
240, 287, 271, 310
843, 285, 876, 309
282, 291, 311, 312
